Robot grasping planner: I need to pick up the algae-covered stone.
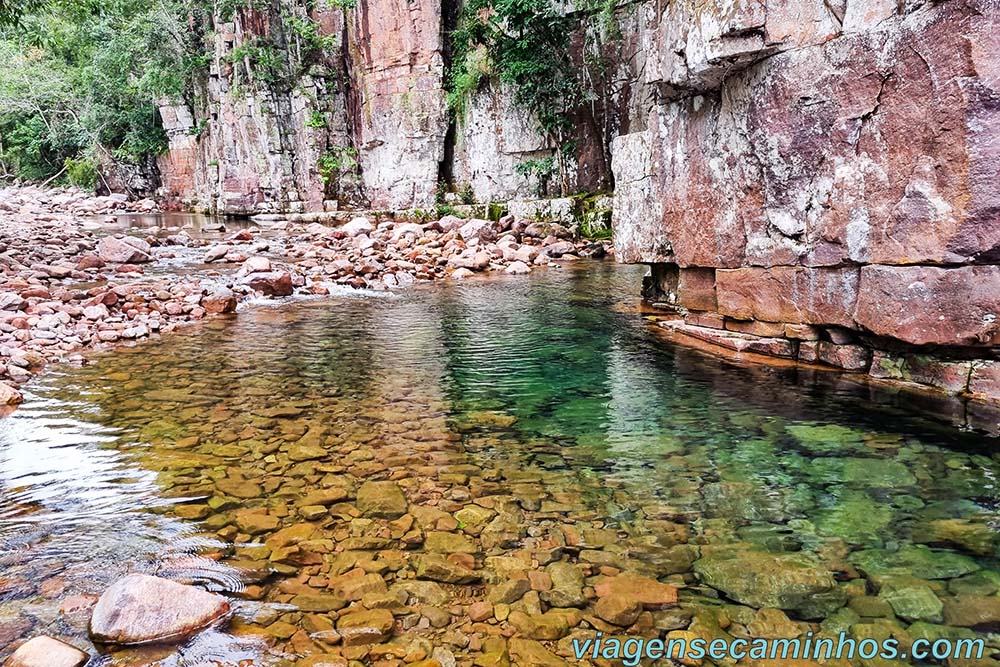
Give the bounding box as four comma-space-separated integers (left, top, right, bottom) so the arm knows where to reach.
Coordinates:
747, 608, 803, 638
701, 481, 794, 523
507, 638, 568, 667
541, 562, 585, 608
810, 458, 917, 488
786, 423, 865, 454
848, 596, 894, 618
942, 595, 1000, 629
849, 545, 981, 580
948, 571, 1000, 597
508, 610, 571, 639
356, 481, 407, 519
916, 518, 998, 556
694, 548, 845, 618
880, 581, 943, 622
820, 606, 862, 634
907, 621, 980, 643
815, 491, 894, 546
424, 531, 477, 554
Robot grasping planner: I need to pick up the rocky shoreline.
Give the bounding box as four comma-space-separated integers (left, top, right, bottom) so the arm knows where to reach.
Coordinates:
0, 186, 610, 409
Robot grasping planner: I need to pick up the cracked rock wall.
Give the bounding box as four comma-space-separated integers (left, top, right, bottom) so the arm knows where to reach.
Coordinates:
613, 0, 1000, 403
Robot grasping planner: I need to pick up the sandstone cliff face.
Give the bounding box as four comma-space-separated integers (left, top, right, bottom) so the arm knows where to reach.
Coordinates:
159, 2, 358, 214
156, 0, 647, 213
612, 0, 999, 400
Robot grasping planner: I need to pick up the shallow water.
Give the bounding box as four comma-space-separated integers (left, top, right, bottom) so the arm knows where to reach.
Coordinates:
2, 263, 1000, 665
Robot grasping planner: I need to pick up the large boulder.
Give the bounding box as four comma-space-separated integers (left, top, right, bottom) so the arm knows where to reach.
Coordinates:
243, 271, 293, 297
854, 265, 1000, 346
458, 219, 497, 244
342, 217, 373, 237
88, 574, 230, 646
201, 287, 237, 314
98, 236, 152, 264
4, 636, 87, 667
694, 548, 846, 618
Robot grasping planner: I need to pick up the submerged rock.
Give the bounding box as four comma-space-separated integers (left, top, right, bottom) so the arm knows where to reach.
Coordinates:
356, 480, 407, 518
942, 595, 1000, 630
336, 608, 393, 646
849, 545, 981, 580
4, 636, 88, 667
694, 548, 845, 618
88, 574, 230, 646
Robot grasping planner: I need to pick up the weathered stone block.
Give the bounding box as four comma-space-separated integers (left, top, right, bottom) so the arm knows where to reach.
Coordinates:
817, 342, 871, 371
678, 267, 717, 311
870, 352, 974, 395
717, 267, 859, 328
969, 362, 1000, 401
784, 323, 822, 340
661, 321, 795, 358
799, 340, 819, 363
685, 311, 726, 329
855, 265, 1000, 346
726, 319, 786, 337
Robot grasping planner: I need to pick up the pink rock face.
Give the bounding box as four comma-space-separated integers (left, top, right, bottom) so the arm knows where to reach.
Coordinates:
346, 0, 448, 209
716, 267, 859, 328
677, 268, 717, 311
5, 636, 88, 667
88, 574, 230, 646
614, 1, 1000, 377
854, 265, 1000, 346
98, 236, 152, 264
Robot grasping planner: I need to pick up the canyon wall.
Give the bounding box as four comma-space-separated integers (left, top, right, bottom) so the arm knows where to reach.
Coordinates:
154, 0, 1000, 403
156, 0, 647, 214
613, 0, 1000, 403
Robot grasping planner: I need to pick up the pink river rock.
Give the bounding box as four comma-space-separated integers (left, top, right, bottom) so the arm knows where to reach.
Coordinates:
88, 574, 230, 646
4, 636, 88, 667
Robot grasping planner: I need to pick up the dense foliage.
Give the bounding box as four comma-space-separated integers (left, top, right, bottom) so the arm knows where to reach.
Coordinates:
446, 0, 620, 195
447, 0, 581, 139
0, 0, 204, 187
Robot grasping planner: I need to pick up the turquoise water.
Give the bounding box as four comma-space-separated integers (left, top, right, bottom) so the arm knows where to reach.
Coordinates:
1, 262, 999, 665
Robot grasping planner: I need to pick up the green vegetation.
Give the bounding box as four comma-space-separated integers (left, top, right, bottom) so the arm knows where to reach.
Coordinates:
447, 0, 580, 141
305, 111, 327, 129
0, 0, 208, 186
514, 156, 555, 196
317, 146, 358, 198
445, 0, 625, 197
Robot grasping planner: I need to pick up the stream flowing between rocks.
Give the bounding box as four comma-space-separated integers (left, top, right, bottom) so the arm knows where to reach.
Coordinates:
2, 262, 1000, 666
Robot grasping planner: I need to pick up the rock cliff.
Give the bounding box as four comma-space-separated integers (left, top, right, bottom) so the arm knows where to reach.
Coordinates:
612, 0, 1000, 403
155, 0, 999, 403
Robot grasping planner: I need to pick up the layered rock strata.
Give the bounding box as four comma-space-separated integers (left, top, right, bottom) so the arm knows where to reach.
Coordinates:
612, 0, 1000, 406
156, 0, 647, 213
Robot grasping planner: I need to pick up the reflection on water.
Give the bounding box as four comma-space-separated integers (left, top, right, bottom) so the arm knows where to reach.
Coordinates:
2, 263, 1000, 665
